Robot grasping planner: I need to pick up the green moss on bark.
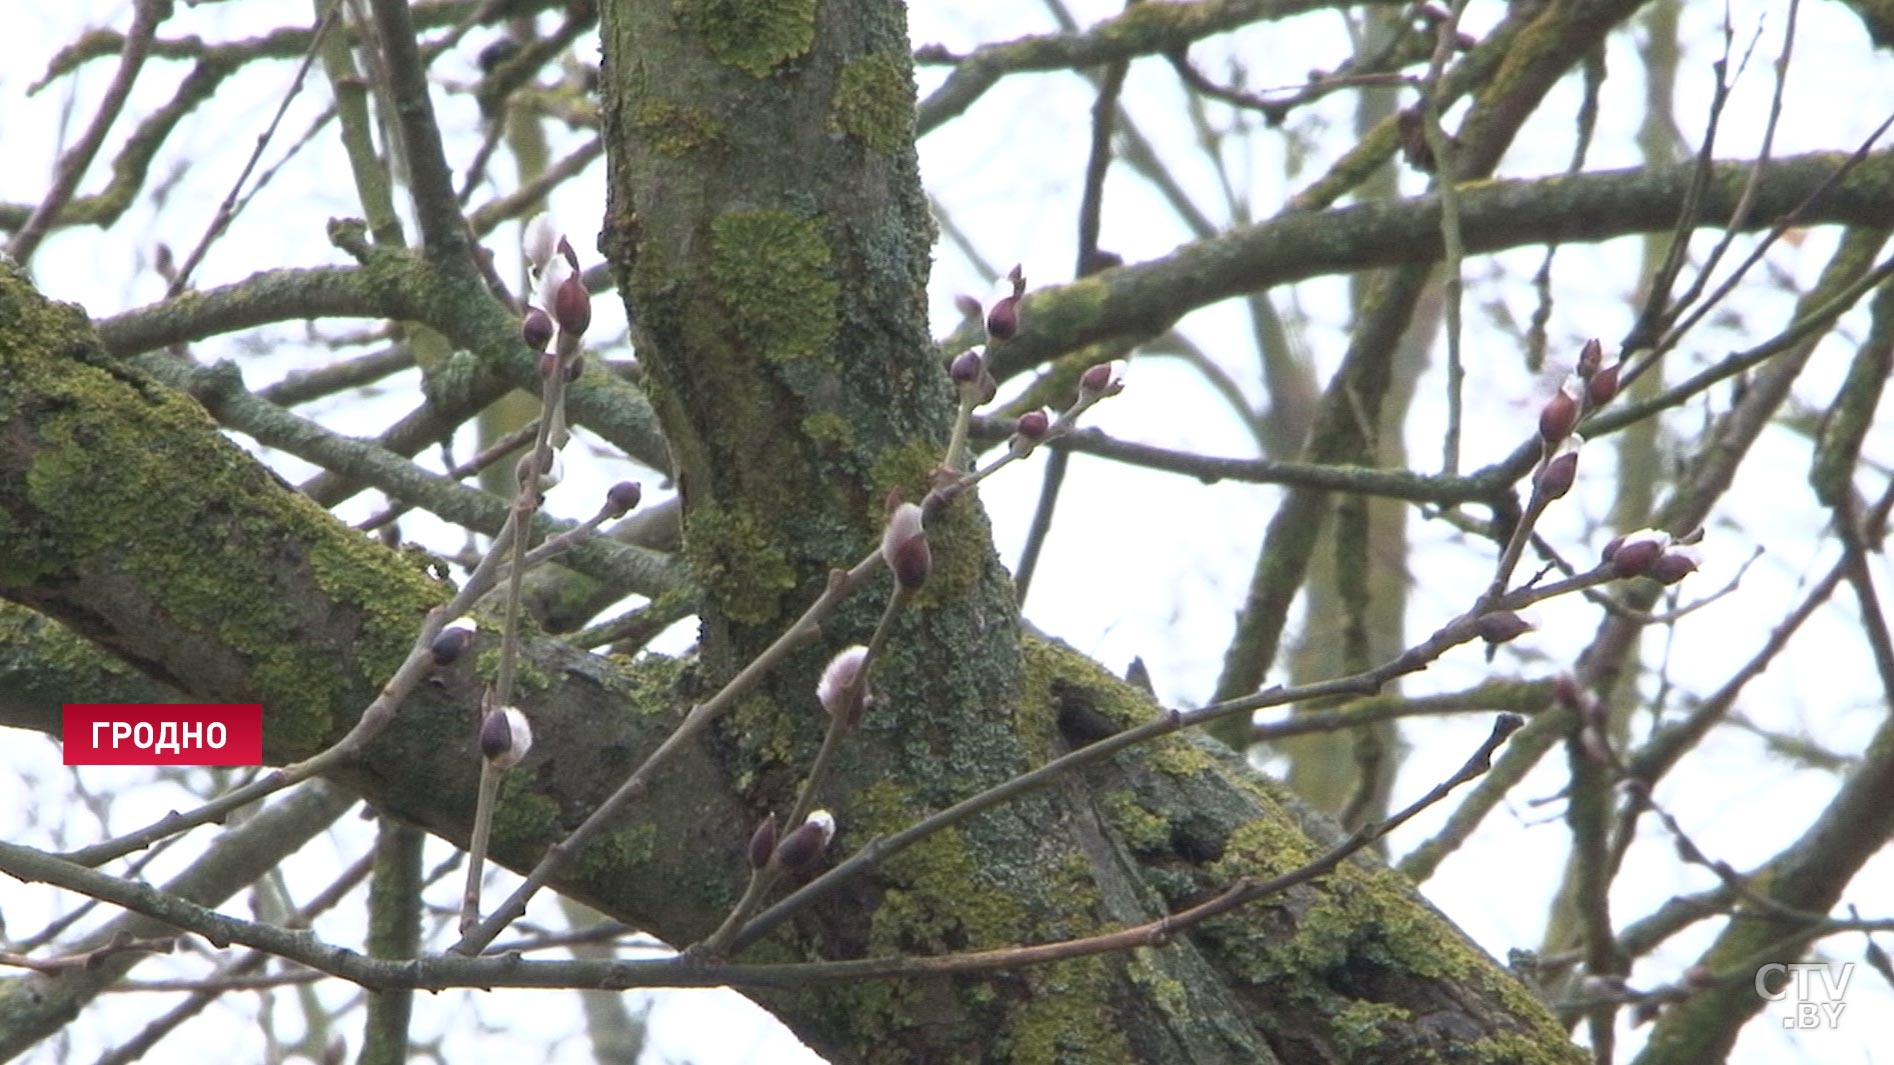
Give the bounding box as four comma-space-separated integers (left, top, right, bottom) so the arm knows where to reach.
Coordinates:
633, 100, 725, 156
0, 265, 444, 758
709, 209, 840, 365
573, 823, 658, 881
1001, 957, 1135, 1065
489, 776, 562, 857
681, 503, 799, 625
831, 52, 913, 154
1195, 815, 1582, 1064
673, 0, 817, 77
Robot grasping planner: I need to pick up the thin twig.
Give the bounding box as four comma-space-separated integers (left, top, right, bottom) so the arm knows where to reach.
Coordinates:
165, 1, 343, 296
7, 0, 170, 262
1417, 0, 1469, 474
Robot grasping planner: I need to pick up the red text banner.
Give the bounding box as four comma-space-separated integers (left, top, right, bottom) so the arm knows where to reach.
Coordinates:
63, 704, 264, 766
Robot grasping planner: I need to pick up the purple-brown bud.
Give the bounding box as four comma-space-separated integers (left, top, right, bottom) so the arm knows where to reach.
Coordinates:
564, 353, 586, 382
1576, 337, 1604, 379
1475, 611, 1534, 644
1539, 378, 1581, 447
892, 536, 932, 591
1650, 546, 1701, 585
1608, 529, 1669, 578
479, 706, 533, 769
953, 293, 983, 321
1008, 408, 1051, 459
516, 447, 563, 493
430, 618, 476, 666
748, 813, 779, 870
554, 270, 591, 337
1601, 534, 1624, 563
1587, 359, 1620, 408
604, 481, 643, 518
521, 307, 554, 352
985, 297, 1019, 343
1078, 360, 1126, 402
881, 501, 931, 592
1535, 436, 1581, 501
1015, 408, 1050, 442
772, 810, 835, 872
949, 347, 984, 385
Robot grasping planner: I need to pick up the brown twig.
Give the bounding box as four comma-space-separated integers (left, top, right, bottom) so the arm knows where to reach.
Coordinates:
7, 0, 170, 263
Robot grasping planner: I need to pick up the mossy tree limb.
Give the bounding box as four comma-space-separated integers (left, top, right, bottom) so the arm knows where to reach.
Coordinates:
0, 258, 752, 954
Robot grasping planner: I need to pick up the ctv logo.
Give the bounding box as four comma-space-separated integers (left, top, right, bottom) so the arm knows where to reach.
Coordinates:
1754, 962, 1852, 1029
63, 704, 263, 766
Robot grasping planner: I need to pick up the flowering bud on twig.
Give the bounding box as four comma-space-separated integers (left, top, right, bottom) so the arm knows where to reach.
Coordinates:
986, 296, 1018, 343
947, 348, 996, 407
1010, 408, 1051, 458
604, 481, 643, 519
431, 618, 476, 666
1576, 337, 1604, 379
1078, 360, 1126, 403
479, 706, 533, 769
1014, 408, 1050, 442
1651, 545, 1701, 585
748, 814, 779, 870
1587, 358, 1620, 408
1535, 435, 1581, 501
521, 307, 554, 353
817, 644, 870, 725
985, 266, 1025, 342
881, 500, 931, 592
516, 447, 563, 493
1539, 376, 1582, 447
554, 270, 592, 338
1475, 611, 1535, 644
1604, 529, 1670, 579
949, 347, 984, 385
773, 810, 835, 872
